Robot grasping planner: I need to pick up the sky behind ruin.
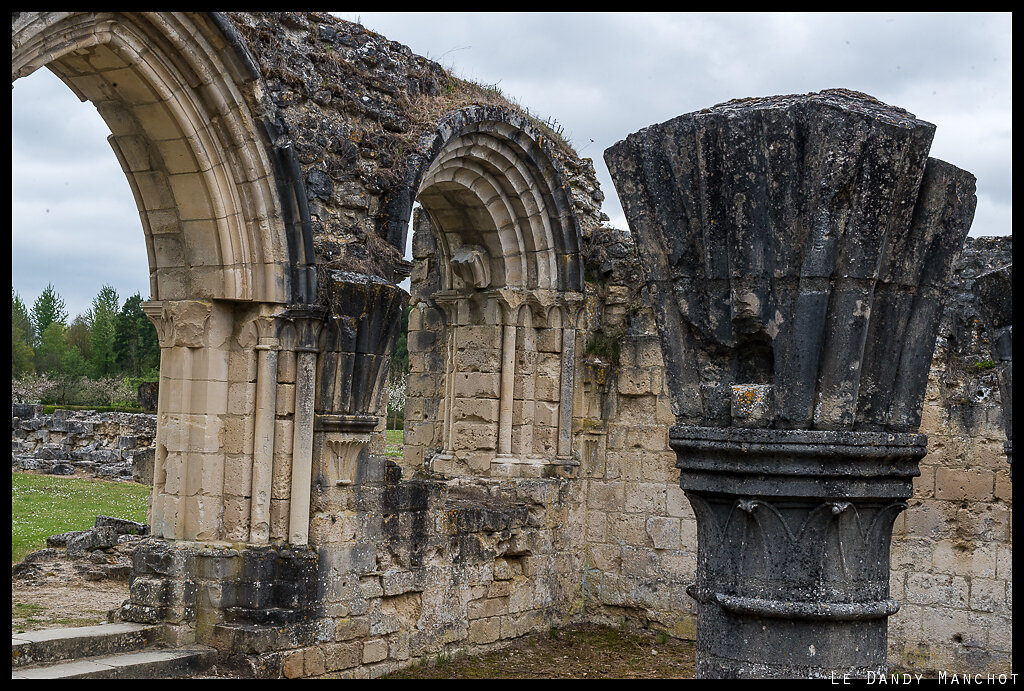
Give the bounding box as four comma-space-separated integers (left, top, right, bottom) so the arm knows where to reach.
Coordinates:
11, 12, 1011, 319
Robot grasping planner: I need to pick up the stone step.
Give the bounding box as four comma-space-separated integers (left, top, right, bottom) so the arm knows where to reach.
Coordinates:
11, 646, 217, 679
12, 623, 162, 668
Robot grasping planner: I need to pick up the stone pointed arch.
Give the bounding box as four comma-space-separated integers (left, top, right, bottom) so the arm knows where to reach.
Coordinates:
12, 11, 314, 305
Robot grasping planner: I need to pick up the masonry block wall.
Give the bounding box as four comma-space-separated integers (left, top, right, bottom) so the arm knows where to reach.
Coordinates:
887, 236, 1012, 672
12, 406, 156, 482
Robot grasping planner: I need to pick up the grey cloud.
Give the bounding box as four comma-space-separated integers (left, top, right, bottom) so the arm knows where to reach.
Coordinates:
11, 12, 1012, 316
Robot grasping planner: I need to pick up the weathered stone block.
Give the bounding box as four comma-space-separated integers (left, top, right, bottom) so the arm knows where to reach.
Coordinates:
467, 615, 500, 644
968, 578, 1006, 613
645, 516, 680, 550
323, 641, 362, 671
935, 467, 994, 501
362, 638, 388, 664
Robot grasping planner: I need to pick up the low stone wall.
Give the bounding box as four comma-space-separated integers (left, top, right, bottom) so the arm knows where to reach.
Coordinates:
122, 471, 585, 678
11, 406, 156, 483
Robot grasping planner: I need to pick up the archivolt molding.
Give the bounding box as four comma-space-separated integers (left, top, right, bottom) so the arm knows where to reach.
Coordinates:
12, 11, 296, 305
410, 106, 585, 294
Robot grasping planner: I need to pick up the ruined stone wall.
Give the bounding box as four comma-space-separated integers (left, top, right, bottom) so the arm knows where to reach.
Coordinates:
103, 12, 609, 677
221, 12, 603, 286
14, 12, 1009, 678
12, 406, 156, 483
406, 228, 1011, 673
888, 236, 1012, 672
571, 235, 1012, 671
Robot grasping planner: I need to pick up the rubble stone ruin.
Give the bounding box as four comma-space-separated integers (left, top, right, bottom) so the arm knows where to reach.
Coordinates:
605, 90, 978, 677
12, 12, 1011, 680
971, 266, 1012, 476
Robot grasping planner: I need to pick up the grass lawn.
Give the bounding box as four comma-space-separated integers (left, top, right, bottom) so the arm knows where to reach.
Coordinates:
385, 428, 404, 458
11, 472, 151, 563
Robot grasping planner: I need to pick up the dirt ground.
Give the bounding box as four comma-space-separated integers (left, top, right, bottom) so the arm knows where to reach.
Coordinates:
11, 556, 128, 634
382, 623, 696, 679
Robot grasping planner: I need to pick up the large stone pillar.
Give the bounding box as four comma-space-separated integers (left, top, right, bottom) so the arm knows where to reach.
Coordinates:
605, 89, 977, 678
675, 426, 924, 677
972, 265, 1012, 476
142, 299, 233, 541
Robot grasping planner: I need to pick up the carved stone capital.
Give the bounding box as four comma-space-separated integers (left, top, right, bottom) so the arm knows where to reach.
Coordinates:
450, 244, 491, 289
279, 305, 327, 352
431, 291, 463, 325
314, 415, 377, 486
606, 89, 977, 433
491, 287, 529, 325
672, 425, 925, 677
141, 300, 214, 349
254, 306, 286, 349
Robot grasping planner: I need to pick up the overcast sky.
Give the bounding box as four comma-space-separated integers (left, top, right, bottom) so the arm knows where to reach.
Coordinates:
11, 12, 1011, 319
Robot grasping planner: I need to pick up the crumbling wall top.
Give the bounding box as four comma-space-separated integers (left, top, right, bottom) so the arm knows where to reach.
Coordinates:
222, 12, 603, 291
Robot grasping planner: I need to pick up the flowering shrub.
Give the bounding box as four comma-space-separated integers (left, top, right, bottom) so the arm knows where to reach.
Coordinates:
12, 373, 53, 403
386, 373, 407, 429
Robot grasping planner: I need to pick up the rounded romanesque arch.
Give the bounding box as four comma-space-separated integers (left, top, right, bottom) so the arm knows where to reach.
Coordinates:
412, 106, 584, 293
12, 11, 313, 305
12, 12, 321, 545
402, 106, 588, 477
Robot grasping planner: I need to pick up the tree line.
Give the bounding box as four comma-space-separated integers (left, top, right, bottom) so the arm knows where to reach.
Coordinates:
12, 283, 160, 406
12, 285, 410, 415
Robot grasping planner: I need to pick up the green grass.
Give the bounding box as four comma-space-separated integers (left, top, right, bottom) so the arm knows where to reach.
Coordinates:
11, 472, 150, 563
41, 404, 145, 414
385, 429, 404, 458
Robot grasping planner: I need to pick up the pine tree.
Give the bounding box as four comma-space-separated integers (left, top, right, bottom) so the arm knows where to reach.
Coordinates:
12, 288, 35, 376
30, 284, 68, 343
35, 321, 71, 374
66, 313, 93, 363
88, 284, 119, 378
114, 293, 160, 377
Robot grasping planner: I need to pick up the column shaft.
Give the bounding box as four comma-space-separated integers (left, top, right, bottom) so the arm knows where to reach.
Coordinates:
249, 345, 279, 544
288, 349, 318, 545
557, 325, 576, 459
498, 322, 517, 456
443, 325, 457, 453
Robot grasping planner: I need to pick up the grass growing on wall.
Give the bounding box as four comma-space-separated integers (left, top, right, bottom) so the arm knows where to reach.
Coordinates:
11, 472, 150, 563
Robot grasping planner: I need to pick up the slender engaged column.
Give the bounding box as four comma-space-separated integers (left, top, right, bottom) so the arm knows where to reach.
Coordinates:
288, 346, 319, 545
556, 321, 576, 460
443, 315, 457, 454
249, 338, 279, 544
142, 301, 171, 532
272, 306, 324, 547
497, 319, 517, 457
